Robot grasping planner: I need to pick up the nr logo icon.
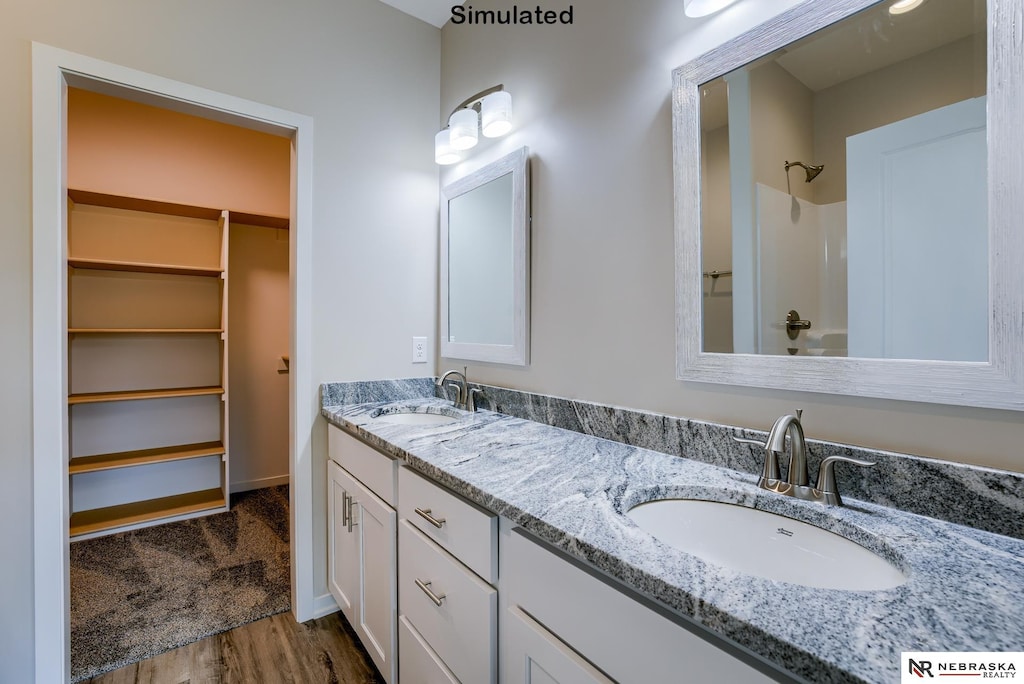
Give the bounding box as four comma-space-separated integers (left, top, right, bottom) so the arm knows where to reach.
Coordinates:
909, 659, 934, 677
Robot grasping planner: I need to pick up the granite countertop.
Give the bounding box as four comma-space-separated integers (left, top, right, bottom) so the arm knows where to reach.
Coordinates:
321, 396, 1024, 684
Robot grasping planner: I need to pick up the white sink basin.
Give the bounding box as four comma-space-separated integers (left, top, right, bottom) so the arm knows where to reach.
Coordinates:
627, 499, 906, 591
372, 411, 459, 426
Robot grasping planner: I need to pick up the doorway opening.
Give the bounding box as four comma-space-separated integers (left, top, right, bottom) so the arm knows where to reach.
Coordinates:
65, 86, 291, 679
32, 43, 316, 683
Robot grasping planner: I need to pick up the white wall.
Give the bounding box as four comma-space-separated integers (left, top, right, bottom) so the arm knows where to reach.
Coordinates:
2, 0, 439, 679
750, 61, 815, 202
439, 0, 1024, 476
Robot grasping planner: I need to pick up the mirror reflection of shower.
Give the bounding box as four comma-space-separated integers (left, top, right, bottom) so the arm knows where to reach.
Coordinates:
784, 160, 825, 194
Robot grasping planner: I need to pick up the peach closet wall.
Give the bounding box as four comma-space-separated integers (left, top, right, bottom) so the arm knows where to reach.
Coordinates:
68, 88, 291, 493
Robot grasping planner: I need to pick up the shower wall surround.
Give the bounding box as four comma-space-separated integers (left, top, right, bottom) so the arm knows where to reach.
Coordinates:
321, 378, 1024, 540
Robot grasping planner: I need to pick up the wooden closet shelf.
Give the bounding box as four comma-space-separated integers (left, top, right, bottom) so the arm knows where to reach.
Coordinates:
69, 488, 226, 537
69, 328, 224, 335
231, 211, 289, 230
68, 386, 224, 405
67, 189, 289, 229
69, 441, 226, 474
68, 189, 224, 221
68, 257, 223, 277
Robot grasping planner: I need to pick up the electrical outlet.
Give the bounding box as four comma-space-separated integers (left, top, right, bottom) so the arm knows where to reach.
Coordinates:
412, 336, 428, 363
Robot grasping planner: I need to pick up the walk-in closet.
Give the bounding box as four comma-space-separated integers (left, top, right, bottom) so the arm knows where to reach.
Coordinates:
66, 87, 293, 680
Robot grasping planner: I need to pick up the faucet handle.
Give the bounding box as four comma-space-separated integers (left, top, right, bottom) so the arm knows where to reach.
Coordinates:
733, 434, 781, 482
815, 455, 875, 506
468, 387, 483, 412
442, 380, 461, 403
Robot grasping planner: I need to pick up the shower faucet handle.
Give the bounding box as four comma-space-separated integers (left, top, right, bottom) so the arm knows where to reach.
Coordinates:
785, 310, 812, 340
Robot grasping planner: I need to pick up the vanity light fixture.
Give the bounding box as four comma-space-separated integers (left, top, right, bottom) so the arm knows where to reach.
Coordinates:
434, 130, 461, 165
480, 90, 513, 137
434, 84, 513, 165
684, 0, 740, 18
449, 108, 479, 151
888, 0, 925, 14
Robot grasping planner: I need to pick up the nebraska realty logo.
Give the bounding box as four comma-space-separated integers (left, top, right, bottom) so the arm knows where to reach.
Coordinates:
451, 4, 575, 25
902, 652, 1024, 681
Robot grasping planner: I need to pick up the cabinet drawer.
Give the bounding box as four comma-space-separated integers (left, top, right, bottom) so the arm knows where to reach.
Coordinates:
399, 520, 496, 684
399, 615, 460, 684
328, 425, 398, 506
399, 466, 497, 582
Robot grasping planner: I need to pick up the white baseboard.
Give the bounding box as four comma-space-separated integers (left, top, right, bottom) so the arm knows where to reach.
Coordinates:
230, 474, 290, 493
312, 592, 339, 619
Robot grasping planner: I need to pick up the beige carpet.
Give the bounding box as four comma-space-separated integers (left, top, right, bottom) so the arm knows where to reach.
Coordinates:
70, 485, 291, 682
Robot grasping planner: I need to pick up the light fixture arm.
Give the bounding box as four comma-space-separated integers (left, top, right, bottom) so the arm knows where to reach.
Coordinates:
448, 84, 505, 120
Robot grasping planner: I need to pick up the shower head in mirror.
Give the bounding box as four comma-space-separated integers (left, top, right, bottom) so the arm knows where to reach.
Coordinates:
785, 161, 825, 183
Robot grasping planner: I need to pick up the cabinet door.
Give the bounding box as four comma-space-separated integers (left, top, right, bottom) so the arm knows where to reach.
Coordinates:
328, 460, 359, 624
353, 478, 398, 684
399, 615, 460, 684
504, 605, 613, 684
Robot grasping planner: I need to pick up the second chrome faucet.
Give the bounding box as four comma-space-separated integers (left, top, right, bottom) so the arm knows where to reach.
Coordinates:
735, 410, 874, 507
437, 367, 482, 412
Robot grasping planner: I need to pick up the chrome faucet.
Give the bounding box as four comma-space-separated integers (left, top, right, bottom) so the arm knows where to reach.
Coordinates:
734, 410, 874, 506
766, 410, 808, 486
436, 367, 482, 411
437, 369, 468, 409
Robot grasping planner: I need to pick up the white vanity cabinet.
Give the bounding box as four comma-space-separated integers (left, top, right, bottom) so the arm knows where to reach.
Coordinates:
501, 525, 778, 684
397, 467, 498, 684
326, 421, 788, 684
327, 427, 398, 684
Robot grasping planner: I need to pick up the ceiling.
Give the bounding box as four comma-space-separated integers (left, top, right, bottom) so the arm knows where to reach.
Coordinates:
700, 0, 984, 131
377, 0, 460, 28
774, 0, 983, 92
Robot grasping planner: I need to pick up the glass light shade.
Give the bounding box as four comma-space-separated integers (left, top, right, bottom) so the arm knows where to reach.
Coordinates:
434, 129, 460, 165
481, 91, 513, 138
889, 0, 924, 14
449, 108, 479, 150
684, 0, 739, 17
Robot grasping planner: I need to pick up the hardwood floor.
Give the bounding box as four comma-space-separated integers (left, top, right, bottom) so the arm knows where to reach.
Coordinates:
85, 612, 385, 684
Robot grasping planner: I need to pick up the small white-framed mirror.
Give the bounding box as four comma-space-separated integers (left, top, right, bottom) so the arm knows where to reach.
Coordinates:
673, 0, 1024, 410
441, 146, 530, 365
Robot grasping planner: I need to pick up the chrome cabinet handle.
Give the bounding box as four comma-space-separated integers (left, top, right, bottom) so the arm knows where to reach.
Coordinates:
414, 579, 446, 606
340, 492, 349, 527
415, 507, 446, 529
347, 495, 357, 533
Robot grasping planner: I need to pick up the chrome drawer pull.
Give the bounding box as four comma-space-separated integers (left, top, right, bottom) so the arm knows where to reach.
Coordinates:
414, 578, 446, 606
347, 495, 357, 533
415, 507, 446, 529
341, 492, 349, 527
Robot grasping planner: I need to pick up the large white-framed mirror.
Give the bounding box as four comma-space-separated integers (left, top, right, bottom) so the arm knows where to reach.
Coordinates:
441, 146, 530, 365
673, 0, 1024, 410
